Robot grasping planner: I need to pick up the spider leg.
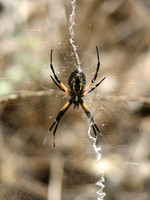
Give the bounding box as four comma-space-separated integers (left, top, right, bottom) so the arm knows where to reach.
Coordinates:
80, 99, 108, 146
83, 77, 106, 96
43, 99, 72, 148
50, 75, 65, 92
83, 46, 100, 93
50, 49, 70, 95
91, 124, 98, 145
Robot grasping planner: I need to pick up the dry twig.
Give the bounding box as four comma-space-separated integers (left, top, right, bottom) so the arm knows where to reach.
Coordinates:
0, 91, 150, 105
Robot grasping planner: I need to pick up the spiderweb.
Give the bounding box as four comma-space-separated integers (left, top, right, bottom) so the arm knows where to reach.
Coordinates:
69, 0, 81, 71
0, 1, 150, 200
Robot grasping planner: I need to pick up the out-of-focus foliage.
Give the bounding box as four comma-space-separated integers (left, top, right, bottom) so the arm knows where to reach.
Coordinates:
0, 0, 150, 200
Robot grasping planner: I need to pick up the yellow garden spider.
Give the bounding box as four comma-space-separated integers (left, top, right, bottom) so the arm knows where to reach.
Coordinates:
44, 46, 107, 148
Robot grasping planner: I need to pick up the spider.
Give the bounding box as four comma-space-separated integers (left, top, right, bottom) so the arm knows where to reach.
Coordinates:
44, 46, 107, 148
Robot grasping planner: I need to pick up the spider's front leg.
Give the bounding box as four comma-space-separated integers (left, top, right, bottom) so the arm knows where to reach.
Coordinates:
80, 99, 108, 146
44, 99, 72, 148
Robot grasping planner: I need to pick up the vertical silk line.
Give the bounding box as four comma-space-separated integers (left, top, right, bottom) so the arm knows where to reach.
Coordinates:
69, 0, 81, 71
69, 1, 106, 199
88, 125, 106, 200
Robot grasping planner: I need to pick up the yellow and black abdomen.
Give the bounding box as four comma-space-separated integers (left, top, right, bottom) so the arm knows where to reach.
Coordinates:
68, 69, 86, 108
68, 69, 86, 92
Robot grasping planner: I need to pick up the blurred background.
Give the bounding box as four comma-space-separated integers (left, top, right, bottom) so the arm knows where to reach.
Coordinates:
0, 0, 150, 200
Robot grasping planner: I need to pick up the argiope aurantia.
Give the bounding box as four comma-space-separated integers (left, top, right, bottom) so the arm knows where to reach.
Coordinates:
44, 46, 108, 148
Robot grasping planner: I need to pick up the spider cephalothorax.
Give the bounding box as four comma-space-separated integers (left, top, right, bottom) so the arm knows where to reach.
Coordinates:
44, 47, 107, 148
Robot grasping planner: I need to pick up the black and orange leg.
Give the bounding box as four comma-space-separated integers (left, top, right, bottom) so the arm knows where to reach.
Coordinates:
83, 46, 100, 93
80, 99, 108, 146
50, 75, 66, 92
83, 77, 106, 96
50, 49, 70, 95
43, 99, 72, 148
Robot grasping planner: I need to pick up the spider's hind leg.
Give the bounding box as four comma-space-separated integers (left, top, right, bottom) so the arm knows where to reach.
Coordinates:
50, 49, 70, 95
83, 46, 100, 93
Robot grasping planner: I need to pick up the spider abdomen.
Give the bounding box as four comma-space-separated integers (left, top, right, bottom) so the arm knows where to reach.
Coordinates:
68, 69, 86, 108
68, 69, 86, 92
